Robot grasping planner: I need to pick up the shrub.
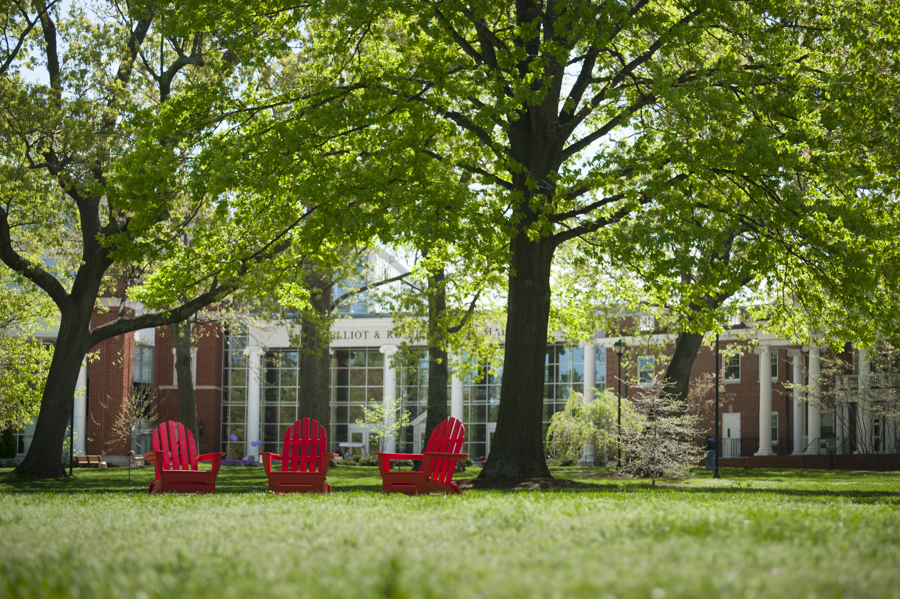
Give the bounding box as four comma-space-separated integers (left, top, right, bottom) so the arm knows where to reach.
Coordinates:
357, 455, 378, 467
0, 428, 16, 459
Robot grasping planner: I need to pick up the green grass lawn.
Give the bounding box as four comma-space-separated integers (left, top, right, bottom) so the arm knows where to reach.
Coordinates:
1, 464, 898, 598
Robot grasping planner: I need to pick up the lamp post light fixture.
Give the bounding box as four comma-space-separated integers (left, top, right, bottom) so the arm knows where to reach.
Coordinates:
714, 333, 721, 479
613, 339, 627, 469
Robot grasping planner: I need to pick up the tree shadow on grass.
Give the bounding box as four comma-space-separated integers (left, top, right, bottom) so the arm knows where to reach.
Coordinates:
0, 465, 385, 495
3, 465, 896, 503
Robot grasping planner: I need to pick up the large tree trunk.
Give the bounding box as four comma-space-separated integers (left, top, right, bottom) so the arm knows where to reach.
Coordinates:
479, 235, 555, 479
298, 269, 333, 433
662, 331, 705, 404
13, 313, 93, 478
425, 267, 449, 438
662, 287, 740, 409
171, 320, 199, 443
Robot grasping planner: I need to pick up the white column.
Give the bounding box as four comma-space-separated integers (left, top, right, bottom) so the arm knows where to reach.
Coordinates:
581, 342, 597, 465
789, 350, 805, 455
244, 346, 264, 460
755, 345, 775, 456
807, 344, 821, 454
841, 403, 851, 455
380, 345, 398, 453
450, 360, 464, 422
858, 348, 873, 454
73, 362, 88, 455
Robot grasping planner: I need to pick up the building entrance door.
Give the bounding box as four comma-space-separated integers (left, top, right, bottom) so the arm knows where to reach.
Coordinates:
347, 424, 371, 456
722, 413, 741, 458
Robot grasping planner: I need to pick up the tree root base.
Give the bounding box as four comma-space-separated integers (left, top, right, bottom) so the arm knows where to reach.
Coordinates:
456, 477, 590, 491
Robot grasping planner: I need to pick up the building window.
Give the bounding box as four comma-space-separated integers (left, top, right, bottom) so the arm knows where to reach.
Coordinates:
638, 355, 654, 385
639, 315, 654, 331
331, 347, 386, 455
821, 411, 835, 439
395, 349, 431, 453
770, 351, 778, 381
14, 418, 36, 456
771, 413, 779, 445
221, 326, 250, 459
261, 350, 301, 454
133, 345, 154, 393
723, 353, 740, 381
595, 346, 607, 389
874, 416, 885, 452
132, 345, 155, 454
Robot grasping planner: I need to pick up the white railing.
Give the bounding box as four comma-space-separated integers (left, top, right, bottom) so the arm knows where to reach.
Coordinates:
804, 436, 821, 455
722, 437, 741, 458
836, 374, 859, 390
837, 373, 899, 389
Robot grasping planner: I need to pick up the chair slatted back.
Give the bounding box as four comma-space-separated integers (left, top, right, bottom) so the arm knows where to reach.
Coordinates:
151, 421, 199, 471
424, 417, 465, 485
281, 418, 327, 473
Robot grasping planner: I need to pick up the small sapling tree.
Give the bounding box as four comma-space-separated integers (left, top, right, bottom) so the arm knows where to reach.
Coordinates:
355, 397, 411, 454
97, 387, 161, 484
620, 379, 705, 485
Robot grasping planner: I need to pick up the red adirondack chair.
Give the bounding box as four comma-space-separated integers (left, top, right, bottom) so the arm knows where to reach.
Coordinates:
143, 421, 225, 494
260, 418, 338, 493
376, 417, 467, 495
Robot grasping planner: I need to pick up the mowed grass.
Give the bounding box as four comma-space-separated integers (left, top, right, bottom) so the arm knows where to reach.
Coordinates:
1, 465, 899, 598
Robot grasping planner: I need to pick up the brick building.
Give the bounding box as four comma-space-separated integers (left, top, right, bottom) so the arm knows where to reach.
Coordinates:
14, 309, 899, 470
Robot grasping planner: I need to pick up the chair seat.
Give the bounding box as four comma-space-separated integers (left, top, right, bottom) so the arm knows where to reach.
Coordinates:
265, 470, 332, 493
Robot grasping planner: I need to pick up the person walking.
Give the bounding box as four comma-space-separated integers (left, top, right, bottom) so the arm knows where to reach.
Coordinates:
705, 434, 716, 470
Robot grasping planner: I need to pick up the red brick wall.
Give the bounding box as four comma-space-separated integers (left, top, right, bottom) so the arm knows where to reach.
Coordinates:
605, 338, 800, 449
85, 309, 224, 456
152, 322, 223, 453
86, 309, 136, 455
694, 342, 801, 446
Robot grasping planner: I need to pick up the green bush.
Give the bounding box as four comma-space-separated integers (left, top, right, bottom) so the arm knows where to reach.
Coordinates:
0, 428, 15, 459
547, 455, 578, 467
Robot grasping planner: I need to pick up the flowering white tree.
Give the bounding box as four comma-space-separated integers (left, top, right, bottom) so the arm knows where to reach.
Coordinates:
620, 379, 705, 485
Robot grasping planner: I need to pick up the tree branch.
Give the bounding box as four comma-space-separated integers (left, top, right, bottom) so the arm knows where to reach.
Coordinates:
330, 271, 412, 311
0, 206, 70, 310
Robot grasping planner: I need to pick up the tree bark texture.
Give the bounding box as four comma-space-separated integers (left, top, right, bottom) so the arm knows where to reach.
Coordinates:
479, 235, 555, 479
425, 268, 449, 438
298, 269, 333, 435
13, 311, 93, 478
171, 320, 199, 445
662, 331, 705, 405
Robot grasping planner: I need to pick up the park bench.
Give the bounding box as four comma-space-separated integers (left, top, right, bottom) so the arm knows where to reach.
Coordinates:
74, 455, 105, 468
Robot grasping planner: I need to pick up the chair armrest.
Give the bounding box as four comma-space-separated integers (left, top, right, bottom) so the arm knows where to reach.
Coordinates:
259, 451, 282, 473
375, 452, 425, 473
424, 452, 468, 460
142, 451, 165, 478
198, 452, 225, 476
320, 453, 339, 476
374, 453, 425, 461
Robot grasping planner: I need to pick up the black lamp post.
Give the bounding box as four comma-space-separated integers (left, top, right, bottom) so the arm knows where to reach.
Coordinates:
613, 339, 627, 469
714, 333, 721, 479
